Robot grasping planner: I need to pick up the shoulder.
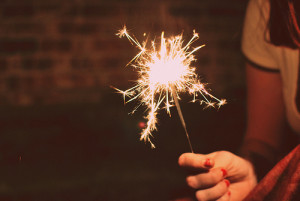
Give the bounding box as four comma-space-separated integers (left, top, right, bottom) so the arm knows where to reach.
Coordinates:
246, 0, 269, 24
241, 0, 280, 71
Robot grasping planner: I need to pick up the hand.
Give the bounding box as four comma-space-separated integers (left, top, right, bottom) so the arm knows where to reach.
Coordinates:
178, 151, 257, 201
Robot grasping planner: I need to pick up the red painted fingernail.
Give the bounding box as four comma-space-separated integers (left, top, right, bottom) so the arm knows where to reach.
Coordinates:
221, 168, 227, 177
225, 179, 230, 187
228, 191, 231, 196
204, 158, 212, 167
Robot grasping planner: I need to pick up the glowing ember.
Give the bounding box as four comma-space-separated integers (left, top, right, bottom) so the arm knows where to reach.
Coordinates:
114, 26, 226, 150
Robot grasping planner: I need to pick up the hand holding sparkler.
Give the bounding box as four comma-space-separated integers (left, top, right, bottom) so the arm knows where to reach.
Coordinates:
114, 26, 226, 151
178, 151, 257, 200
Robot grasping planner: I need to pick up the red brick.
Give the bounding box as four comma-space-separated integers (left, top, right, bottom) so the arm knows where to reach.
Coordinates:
72, 74, 95, 87
0, 58, 7, 72
55, 75, 73, 89
41, 75, 55, 89
93, 39, 125, 52
0, 38, 37, 54
71, 58, 93, 69
4, 22, 45, 34
38, 4, 59, 13
2, 5, 35, 17
22, 57, 54, 70
102, 57, 123, 69
65, 4, 118, 18
0, 0, 247, 105
22, 76, 35, 90
59, 23, 99, 35
82, 5, 118, 17
41, 39, 71, 52
170, 6, 204, 17
6, 75, 19, 90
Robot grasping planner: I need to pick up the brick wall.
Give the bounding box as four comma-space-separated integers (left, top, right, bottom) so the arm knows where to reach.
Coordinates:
0, 0, 248, 105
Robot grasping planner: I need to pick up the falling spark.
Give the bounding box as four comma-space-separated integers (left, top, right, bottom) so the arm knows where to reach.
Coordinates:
114, 26, 226, 151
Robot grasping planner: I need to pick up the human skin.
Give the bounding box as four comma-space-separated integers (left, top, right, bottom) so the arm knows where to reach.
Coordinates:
178, 62, 285, 201
178, 151, 257, 201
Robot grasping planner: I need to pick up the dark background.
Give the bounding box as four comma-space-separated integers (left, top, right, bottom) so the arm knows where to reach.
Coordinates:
0, 0, 249, 200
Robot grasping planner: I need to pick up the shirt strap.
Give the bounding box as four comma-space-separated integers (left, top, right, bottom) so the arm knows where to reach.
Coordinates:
244, 55, 280, 73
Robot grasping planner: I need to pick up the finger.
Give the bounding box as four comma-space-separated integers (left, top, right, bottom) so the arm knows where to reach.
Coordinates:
178, 153, 215, 170
195, 179, 230, 201
216, 190, 231, 201
186, 167, 227, 189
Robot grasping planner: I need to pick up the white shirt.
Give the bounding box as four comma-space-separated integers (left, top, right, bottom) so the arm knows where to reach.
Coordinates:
241, 0, 300, 133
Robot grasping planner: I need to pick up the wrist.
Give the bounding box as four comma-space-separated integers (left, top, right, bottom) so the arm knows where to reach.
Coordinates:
244, 159, 258, 188
239, 138, 278, 181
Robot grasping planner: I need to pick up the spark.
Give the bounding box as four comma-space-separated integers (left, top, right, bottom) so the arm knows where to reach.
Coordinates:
115, 26, 226, 150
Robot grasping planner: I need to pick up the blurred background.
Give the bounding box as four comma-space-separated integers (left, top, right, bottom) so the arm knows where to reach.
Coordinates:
0, 0, 249, 200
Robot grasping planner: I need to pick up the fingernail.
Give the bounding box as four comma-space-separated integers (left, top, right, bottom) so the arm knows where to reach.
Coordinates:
224, 179, 230, 187
228, 191, 231, 196
221, 168, 227, 177
204, 158, 212, 167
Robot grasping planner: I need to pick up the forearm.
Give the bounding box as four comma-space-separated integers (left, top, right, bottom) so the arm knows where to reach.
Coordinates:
239, 138, 279, 180
240, 62, 286, 180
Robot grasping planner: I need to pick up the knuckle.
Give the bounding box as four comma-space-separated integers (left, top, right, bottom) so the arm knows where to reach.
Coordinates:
216, 196, 228, 201
195, 190, 215, 201
216, 191, 230, 201
186, 176, 198, 189
195, 190, 204, 201
218, 150, 230, 156
209, 170, 222, 182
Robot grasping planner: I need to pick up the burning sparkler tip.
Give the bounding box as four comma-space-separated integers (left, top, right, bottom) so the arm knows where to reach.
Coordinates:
117, 25, 128, 38
218, 99, 227, 108
206, 102, 215, 108
114, 26, 226, 148
193, 30, 199, 38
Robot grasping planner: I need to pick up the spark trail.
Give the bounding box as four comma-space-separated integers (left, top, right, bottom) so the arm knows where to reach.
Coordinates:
114, 26, 226, 151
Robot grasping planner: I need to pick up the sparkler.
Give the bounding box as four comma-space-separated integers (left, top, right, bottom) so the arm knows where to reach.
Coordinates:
114, 26, 226, 152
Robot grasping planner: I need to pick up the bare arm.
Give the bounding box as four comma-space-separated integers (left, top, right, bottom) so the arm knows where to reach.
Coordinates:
245, 62, 285, 148
241, 62, 286, 180
177, 62, 286, 201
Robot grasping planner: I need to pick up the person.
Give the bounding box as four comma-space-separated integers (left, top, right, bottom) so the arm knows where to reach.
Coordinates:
178, 0, 300, 200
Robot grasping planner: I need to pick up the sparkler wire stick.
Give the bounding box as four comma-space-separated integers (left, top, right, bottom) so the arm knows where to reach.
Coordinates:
170, 85, 194, 153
